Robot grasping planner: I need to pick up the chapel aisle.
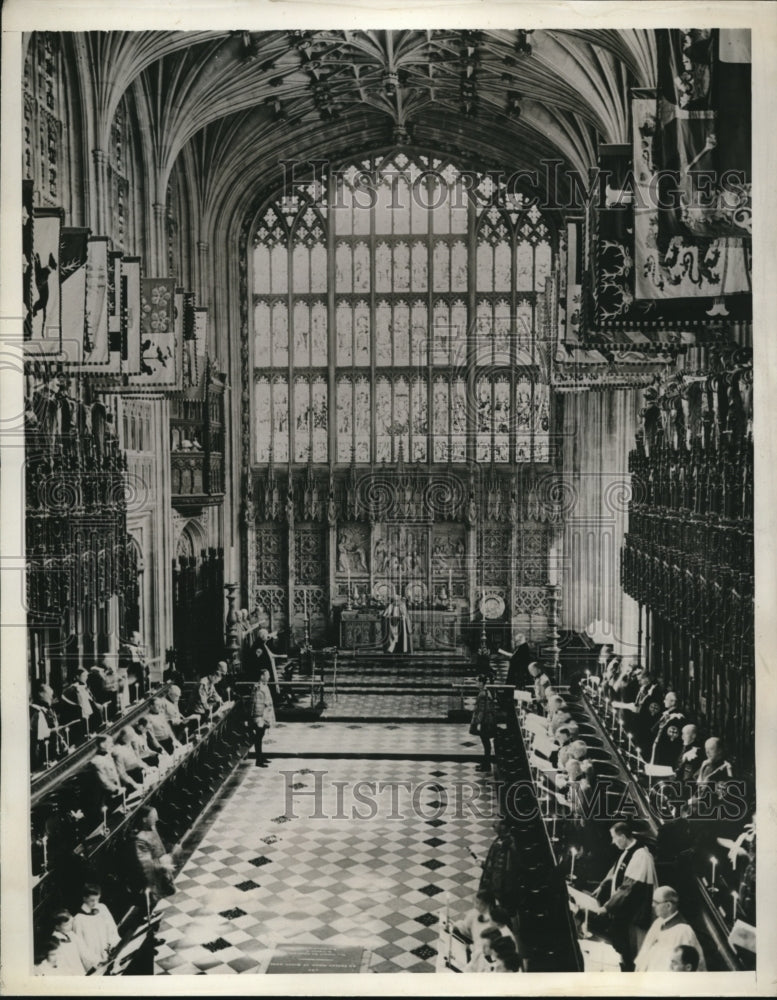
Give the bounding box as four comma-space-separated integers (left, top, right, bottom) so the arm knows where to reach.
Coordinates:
154, 723, 496, 974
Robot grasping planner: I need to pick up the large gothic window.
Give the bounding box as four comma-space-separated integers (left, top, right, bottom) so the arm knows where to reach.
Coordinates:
252, 152, 553, 466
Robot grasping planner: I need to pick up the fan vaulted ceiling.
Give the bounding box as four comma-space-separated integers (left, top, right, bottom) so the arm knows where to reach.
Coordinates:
67, 28, 657, 221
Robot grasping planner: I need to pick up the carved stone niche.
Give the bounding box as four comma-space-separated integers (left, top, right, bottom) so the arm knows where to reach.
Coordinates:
337, 523, 370, 577
295, 524, 327, 584
431, 524, 466, 576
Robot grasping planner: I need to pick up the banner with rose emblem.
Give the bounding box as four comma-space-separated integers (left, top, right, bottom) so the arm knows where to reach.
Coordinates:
127, 277, 179, 387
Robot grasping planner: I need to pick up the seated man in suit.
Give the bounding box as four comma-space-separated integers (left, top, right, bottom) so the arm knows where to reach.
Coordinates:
528, 662, 551, 706
111, 728, 151, 785
190, 668, 224, 719
162, 684, 199, 741
30, 683, 60, 769
146, 697, 183, 755
88, 736, 124, 818
675, 724, 704, 786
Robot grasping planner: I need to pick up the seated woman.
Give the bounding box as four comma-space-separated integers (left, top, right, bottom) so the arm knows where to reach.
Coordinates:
652, 722, 683, 768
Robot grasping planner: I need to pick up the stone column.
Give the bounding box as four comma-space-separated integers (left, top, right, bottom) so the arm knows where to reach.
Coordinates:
152, 202, 167, 278
92, 149, 109, 234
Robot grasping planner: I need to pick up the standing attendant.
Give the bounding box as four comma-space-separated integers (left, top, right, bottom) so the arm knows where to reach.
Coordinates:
132, 806, 176, 904
250, 668, 276, 767
469, 675, 497, 772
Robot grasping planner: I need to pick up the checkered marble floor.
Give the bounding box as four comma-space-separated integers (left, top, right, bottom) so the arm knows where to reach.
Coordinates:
155, 738, 498, 975
263, 721, 484, 758
319, 692, 456, 719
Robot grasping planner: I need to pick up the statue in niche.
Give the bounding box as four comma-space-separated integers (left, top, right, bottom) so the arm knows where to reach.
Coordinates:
510, 491, 519, 523
327, 491, 337, 526
374, 538, 388, 575
432, 541, 448, 573
466, 492, 478, 526
455, 539, 465, 569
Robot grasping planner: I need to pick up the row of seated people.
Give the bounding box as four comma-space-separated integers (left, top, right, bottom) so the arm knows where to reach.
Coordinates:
30, 657, 237, 775
529, 667, 743, 830
593, 656, 738, 774
517, 680, 706, 970
579, 670, 756, 940
520, 673, 754, 968
35, 806, 180, 976
30, 663, 146, 770
32, 701, 252, 976
31, 684, 237, 878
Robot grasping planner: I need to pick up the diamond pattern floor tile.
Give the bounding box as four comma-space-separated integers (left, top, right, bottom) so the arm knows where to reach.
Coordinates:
156, 726, 499, 975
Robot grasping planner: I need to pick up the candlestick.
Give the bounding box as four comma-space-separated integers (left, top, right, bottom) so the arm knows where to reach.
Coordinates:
43, 739, 50, 767
618, 717, 624, 742
583, 906, 590, 937
731, 890, 739, 923
102, 805, 108, 835
551, 814, 558, 842
710, 856, 718, 888
41, 834, 48, 872
227, 686, 232, 703
628, 732, 633, 754
347, 569, 351, 601
569, 846, 577, 880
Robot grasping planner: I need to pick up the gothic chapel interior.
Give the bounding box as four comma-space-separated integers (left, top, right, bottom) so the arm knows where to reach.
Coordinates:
14, 26, 759, 981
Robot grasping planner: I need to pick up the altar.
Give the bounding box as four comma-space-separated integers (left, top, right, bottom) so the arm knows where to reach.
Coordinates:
339, 609, 459, 652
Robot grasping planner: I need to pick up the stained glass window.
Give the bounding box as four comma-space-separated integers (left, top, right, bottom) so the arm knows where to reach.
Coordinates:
252, 152, 553, 465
